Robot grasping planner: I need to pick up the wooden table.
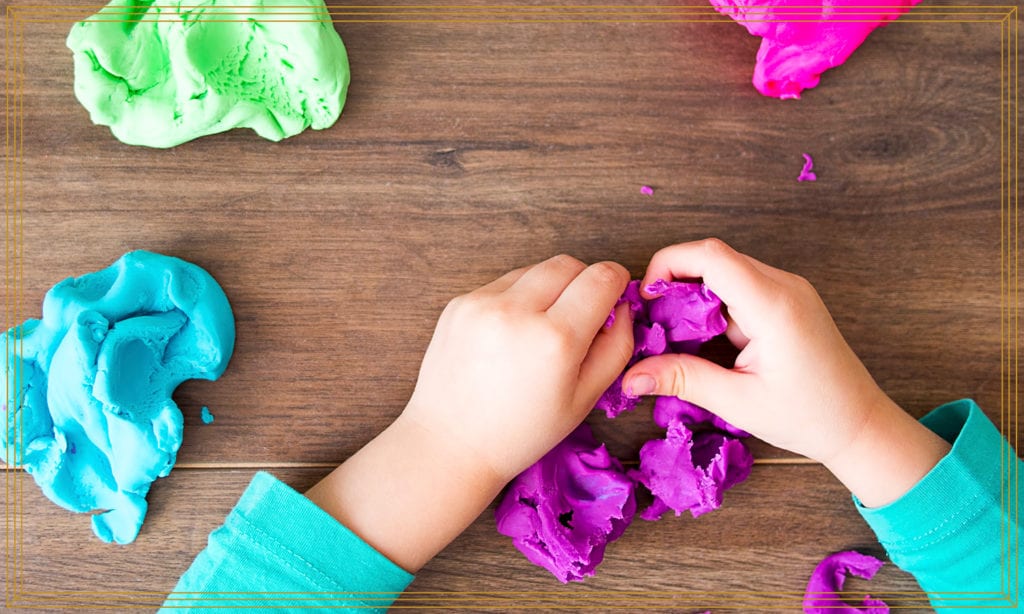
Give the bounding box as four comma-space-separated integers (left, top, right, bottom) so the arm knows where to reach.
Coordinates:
5, 0, 1017, 610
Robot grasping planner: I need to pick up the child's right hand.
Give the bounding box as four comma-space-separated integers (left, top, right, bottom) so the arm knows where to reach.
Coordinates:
623, 239, 950, 507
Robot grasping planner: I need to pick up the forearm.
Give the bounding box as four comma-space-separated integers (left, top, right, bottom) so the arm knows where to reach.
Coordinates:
853, 399, 1022, 609
305, 413, 506, 573
823, 396, 950, 508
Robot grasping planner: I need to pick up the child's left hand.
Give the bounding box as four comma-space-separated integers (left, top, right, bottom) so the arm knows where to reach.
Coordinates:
307, 254, 633, 572
403, 254, 634, 482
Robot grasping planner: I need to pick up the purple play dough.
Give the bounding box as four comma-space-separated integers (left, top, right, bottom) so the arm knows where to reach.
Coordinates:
498, 279, 754, 581
654, 396, 750, 438
644, 280, 727, 344
629, 419, 753, 520
596, 280, 727, 418
494, 423, 636, 583
803, 550, 889, 613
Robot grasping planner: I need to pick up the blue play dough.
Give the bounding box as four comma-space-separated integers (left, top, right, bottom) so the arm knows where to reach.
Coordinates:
3, 251, 234, 544
200, 406, 215, 424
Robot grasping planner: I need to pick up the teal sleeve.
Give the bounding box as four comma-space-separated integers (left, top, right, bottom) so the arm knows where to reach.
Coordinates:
854, 399, 1021, 611
160, 471, 414, 611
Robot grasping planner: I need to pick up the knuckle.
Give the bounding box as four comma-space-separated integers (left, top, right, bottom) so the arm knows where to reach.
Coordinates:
488, 303, 519, 328
537, 326, 575, 358
551, 253, 586, 273
444, 294, 469, 314
447, 292, 481, 313
554, 323, 579, 350
589, 261, 626, 287
702, 237, 732, 257
788, 273, 815, 294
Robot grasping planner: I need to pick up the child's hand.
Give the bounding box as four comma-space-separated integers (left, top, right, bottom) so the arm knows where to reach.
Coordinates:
307, 255, 632, 572
622, 239, 949, 507
403, 255, 634, 482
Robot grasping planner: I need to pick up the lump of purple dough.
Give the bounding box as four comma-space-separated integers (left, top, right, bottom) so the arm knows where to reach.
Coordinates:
620, 279, 647, 319
495, 423, 636, 583
710, 0, 921, 99
594, 375, 641, 419
654, 396, 750, 438
634, 322, 667, 358
597, 279, 726, 419
603, 280, 645, 329
803, 551, 889, 613
644, 280, 727, 343
628, 419, 752, 520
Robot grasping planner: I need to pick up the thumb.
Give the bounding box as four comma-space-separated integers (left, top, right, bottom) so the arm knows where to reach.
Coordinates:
622, 353, 754, 425
574, 302, 635, 411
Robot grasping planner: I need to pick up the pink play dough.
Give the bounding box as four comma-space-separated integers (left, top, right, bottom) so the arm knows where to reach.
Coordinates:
710, 0, 921, 99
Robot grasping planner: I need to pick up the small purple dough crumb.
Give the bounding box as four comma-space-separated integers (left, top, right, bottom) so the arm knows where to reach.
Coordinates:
495, 423, 637, 583
640, 185, 655, 196
629, 419, 753, 520
594, 374, 642, 419
654, 396, 750, 438
798, 153, 817, 182
803, 550, 889, 613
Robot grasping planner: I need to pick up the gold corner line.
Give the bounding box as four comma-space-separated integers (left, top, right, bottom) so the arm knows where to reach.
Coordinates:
8, 4, 1020, 9
4, 2, 12, 606
1000, 8, 1005, 599
13, 18, 1013, 24
1014, 0, 1020, 603
10, 7, 22, 603
7, 4, 1021, 10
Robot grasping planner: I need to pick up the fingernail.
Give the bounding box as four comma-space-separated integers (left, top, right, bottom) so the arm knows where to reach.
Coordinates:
628, 374, 657, 396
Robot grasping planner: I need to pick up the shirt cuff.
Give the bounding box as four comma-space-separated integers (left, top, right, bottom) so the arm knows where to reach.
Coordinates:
853, 398, 1003, 552
234, 471, 415, 592
165, 471, 413, 610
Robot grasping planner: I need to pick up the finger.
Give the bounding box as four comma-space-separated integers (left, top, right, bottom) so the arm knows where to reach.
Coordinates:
549, 261, 630, 343
506, 254, 587, 310
622, 353, 756, 426
573, 302, 634, 410
642, 238, 778, 331
476, 265, 531, 295
723, 308, 751, 349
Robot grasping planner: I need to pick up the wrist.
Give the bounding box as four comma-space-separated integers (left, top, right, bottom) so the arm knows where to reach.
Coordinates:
823, 396, 951, 508
390, 412, 508, 495
399, 395, 530, 485
305, 413, 506, 573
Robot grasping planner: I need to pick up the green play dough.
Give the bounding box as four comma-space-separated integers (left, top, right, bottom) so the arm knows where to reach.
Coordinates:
66, 0, 351, 148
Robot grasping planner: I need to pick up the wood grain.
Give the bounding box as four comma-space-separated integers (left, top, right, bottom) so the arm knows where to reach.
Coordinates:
1, 0, 1017, 609
8, 6, 1008, 465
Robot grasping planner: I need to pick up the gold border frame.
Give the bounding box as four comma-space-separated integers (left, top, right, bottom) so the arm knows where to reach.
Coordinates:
3, 2, 1018, 609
